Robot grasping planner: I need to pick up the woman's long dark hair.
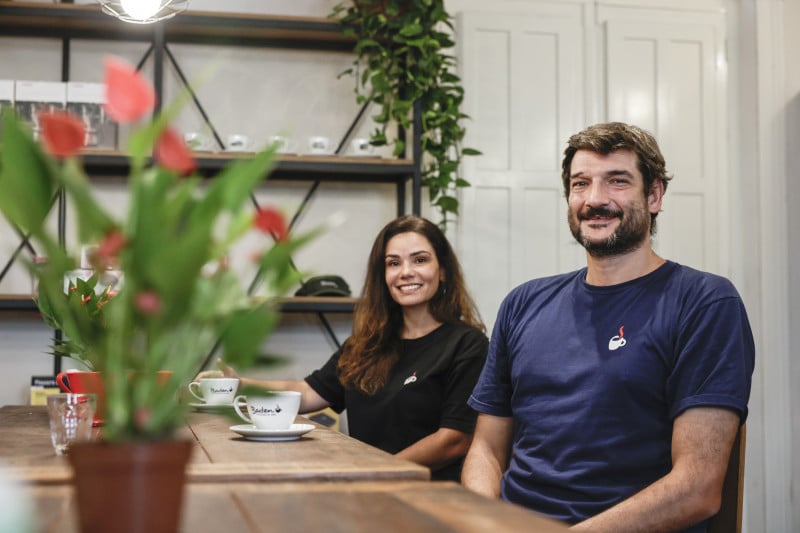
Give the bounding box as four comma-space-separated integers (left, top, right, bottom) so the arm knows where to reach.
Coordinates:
338, 215, 484, 395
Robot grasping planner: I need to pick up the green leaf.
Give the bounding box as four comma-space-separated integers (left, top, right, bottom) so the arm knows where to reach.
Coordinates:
0, 111, 58, 234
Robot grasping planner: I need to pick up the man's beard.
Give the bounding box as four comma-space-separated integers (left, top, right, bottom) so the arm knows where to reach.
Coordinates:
568, 204, 651, 257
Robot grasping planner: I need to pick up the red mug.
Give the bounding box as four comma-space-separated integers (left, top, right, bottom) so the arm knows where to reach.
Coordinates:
55, 371, 106, 426
55, 370, 173, 427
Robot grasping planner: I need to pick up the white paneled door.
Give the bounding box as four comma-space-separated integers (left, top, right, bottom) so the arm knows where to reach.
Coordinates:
456, 11, 586, 332
456, 9, 726, 333
604, 19, 727, 276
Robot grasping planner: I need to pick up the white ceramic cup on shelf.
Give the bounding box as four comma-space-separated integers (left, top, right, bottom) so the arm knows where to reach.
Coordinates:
233, 391, 301, 430
184, 131, 211, 151
308, 136, 332, 155
349, 137, 373, 157
188, 377, 240, 405
226, 133, 252, 152
268, 135, 291, 154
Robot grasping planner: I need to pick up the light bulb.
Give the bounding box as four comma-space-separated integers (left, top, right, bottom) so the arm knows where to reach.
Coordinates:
119, 0, 162, 21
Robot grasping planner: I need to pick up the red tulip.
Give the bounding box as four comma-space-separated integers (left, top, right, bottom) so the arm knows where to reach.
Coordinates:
103, 56, 156, 123
253, 207, 288, 241
135, 290, 162, 315
94, 230, 127, 269
39, 110, 86, 158
154, 127, 196, 175
134, 407, 152, 430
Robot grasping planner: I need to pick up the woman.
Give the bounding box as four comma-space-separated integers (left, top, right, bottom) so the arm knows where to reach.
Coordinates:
200, 215, 487, 481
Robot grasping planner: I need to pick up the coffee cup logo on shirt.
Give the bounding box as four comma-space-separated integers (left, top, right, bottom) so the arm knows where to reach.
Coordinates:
608, 325, 627, 351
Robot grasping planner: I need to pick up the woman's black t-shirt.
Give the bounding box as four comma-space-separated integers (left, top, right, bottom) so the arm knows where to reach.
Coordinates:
304, 322, 488, 481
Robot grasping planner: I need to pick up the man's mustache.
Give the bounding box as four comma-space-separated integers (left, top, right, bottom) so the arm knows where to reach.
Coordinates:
579, 206, 623, 220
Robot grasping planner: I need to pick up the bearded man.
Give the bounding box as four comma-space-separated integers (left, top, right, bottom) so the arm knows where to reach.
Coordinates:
462, 122, 755, 533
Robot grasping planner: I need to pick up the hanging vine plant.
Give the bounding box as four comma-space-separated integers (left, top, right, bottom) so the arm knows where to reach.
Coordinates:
332, 0, 480, 227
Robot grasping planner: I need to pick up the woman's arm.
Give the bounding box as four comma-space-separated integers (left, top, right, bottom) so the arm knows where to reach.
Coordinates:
395, 427, 472, 471
196, 358, 330, 413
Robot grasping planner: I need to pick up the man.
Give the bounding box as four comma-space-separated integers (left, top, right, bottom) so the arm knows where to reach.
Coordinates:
462, 122, 755, 532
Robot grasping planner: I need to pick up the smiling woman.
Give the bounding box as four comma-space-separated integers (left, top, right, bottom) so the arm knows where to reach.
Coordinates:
197, 215, 489, 481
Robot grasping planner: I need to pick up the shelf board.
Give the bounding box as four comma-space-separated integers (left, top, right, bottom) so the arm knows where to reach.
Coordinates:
79, 151, 415, 184
277, 296, 357, 313
0, 294, 356, 315
0, 294, 38, 315
0, 2, 354, 51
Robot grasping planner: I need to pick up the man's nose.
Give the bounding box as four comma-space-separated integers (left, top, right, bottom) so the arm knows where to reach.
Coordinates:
585, 181, 608, 206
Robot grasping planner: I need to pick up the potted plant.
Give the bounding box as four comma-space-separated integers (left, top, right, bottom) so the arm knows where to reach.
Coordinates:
332, 0, 480, 228
0, 56, 316, 532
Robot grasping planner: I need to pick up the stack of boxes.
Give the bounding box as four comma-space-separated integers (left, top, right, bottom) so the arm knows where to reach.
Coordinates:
0, 80, 117, 149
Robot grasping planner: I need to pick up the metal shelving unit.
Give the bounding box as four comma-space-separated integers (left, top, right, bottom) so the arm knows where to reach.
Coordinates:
0, 1, 423, 360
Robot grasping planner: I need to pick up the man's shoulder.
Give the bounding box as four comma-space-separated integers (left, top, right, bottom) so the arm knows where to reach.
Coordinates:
501, 269, 584, 311
665, 262, 741, 299
512, 269, 584, 295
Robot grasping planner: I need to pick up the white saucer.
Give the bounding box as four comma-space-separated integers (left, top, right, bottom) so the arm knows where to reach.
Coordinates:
189, 402, 233, 410
229, 423, 315, 442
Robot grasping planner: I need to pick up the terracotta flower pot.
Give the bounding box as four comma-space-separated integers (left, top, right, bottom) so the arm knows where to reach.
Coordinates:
67, 439, 193, 533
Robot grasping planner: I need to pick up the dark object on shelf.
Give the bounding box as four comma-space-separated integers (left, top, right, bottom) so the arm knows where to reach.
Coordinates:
295, 275, 351, 297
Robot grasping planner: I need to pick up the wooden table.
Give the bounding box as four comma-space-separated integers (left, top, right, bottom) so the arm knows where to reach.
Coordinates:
2, 405, 570, 531
26, 481, 570, 532
0, 405, 429, 484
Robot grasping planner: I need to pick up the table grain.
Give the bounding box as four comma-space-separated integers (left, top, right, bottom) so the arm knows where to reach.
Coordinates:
0, 405, 429, 484
26, 481, 570, 532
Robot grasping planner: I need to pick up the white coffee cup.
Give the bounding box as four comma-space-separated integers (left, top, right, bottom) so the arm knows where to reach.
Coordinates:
226, 133, 252, 152
188, 377, 239, 405
350, 137, 373, 156
308, 136, 332, 155
233, 391, 301, 430
268, 135, 291, 154
184, 131, 210, 151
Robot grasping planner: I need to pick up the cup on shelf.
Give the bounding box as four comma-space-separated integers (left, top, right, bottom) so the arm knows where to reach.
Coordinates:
349, 137, 373, 157
188, 377, 239, 405
47, 393, 96, 456
184, 131, 211, 152
308, 135, 332, 155
233, 391, 301, 430
226, 133, 253, 153
268, 135, 291, 154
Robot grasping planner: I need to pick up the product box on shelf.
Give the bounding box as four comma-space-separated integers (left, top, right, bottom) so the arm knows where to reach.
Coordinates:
66, 81, 117, 149
14, 80, 66, 141
29, 376, 60, 406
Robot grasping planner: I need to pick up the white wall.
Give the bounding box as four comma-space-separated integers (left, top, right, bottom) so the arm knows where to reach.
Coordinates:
782, 0, 800, 528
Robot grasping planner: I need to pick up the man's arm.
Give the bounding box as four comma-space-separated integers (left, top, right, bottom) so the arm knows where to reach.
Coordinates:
571, 407, 740, 533
461, 413, 513, 497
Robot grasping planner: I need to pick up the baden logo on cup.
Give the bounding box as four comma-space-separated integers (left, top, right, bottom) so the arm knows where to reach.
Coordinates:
233, 391, 301, 430
188, 377, 239, 405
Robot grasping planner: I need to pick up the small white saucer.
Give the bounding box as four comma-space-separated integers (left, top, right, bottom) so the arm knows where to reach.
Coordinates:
229, 423, 315, 442
189, 402, 233, 410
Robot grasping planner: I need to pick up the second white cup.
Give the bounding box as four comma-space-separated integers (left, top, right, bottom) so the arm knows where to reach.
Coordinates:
308, 136, 332, 155
188, 377, 239, 405
233, 391, 301, 430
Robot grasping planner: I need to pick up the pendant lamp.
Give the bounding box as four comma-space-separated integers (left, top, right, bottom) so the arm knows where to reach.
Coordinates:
97, 0, 189, 24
